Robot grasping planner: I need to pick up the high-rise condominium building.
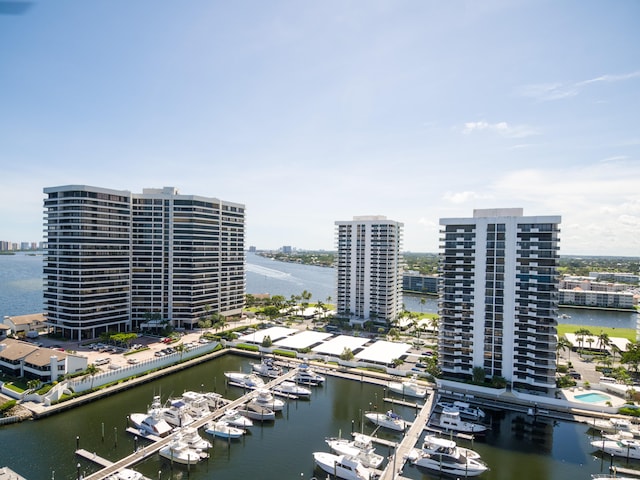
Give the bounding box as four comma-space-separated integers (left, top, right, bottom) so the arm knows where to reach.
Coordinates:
43, 185, 245, 340
438, 208, 560, 394
335, 216, 403, 325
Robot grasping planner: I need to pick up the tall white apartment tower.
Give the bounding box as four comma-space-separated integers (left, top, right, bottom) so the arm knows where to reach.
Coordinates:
335, 216, 403, 325
438, 208, 560, 394
43, 185, 245, 340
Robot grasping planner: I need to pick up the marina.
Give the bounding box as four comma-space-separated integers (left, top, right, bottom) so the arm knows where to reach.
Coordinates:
2, 253, 640, 479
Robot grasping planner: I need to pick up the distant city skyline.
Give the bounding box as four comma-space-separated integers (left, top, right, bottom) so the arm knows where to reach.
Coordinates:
1, 1, 639, 256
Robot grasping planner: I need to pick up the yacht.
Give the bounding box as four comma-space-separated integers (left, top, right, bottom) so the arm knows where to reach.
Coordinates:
437, 410, 487, 434
591, 437, 640, 460
179, 391, 215, 418
129, 395, 172, 437
272, 380, 312, 398
176, 426, 212, 450
294, 363, 326, 386
312, 452, 373, 480
437, 400, 485, 419
365, 410, 407, 432
251, 388, 286, 411
591, 417, 640, 436
407, 435, 488, 477
251, 357, 283, 378
159, 438, 208, 465
224, 371, 266, 390
237, 402, 276, 421
161, 399, 195, 427
219, 409, 254, 428
106, 469, 151, 480
325, 434, 384, 468
387, 377, 427, 399
204, 420, 245, 439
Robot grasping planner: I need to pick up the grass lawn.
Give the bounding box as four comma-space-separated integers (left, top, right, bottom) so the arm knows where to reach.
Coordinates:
557, 323, 636, 342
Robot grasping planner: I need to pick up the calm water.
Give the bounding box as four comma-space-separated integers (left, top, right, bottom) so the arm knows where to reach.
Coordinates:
0, 354, 625, 480
1, 252, 639, 479
1, 252, 636, 329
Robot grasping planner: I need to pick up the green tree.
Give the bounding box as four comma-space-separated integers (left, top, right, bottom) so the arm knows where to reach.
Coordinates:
174, 343, 186, 361
340, 347, 354, 361
26, 379, 40, 391
597, 331, 611, 353
472, 366, 486, 384
621, 342, 640, 375
85, 364, 99, 390
556, 336, 572, 364
262, 335, 273, 348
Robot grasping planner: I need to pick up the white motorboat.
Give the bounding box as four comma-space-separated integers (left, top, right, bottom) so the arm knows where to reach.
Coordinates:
437, 410, 487, 434
204, 420, 245, 439
179, 391, 213, 418
365, 410, 407, 432
437, 400, 485, 419
129, 395, 172, 437
106, 469, 151, 480
591, 417, 640, 436
224, 371, 266, 390
176, 426, 212, 450
294, 363, 326, 386
325, 434, 384, 468
313, 452, 373, 480
251, 388, 286, 411
251, 357, 283, 378
591, 438, 640, 459
162, 399, 195, 427
159, 438, 208, 465
387, 377, 427, 399
238, 402, 276, 421
219, 409, 254, 428
407, 435, 488, 477
272, 380, 312, 398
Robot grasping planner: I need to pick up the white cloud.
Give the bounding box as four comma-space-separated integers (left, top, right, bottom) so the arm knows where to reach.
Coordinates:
518, 70, 640, 102
443, 191, 489, 204
577, 71, 640, 86
516, 83, 578, 101
462, 120, 538, 138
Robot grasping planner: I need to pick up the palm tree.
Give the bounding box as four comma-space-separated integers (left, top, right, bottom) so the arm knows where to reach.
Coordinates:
556, 336, 572, 364
174, 343, 186, 361
575, 328, 592, 354
597, 331, 611, 354
85, 364, 99, 390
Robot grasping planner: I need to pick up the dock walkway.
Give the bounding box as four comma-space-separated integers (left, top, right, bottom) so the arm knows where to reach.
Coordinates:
80, 369, 297, 480
377, 389, 436, 480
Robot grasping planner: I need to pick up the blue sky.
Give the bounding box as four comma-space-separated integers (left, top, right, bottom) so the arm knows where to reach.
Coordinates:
1, 0, 639, 255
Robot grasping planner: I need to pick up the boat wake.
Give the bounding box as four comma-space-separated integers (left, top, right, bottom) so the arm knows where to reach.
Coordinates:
246, 263, 300, 282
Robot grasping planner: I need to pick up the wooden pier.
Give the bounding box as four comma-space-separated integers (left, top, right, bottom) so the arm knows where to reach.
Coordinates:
377, 389, 436, 480
79, 369, 298, 480
75, 450, 113, 468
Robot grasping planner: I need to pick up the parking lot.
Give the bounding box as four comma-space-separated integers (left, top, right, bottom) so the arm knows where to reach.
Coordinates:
35, 330, 213, 371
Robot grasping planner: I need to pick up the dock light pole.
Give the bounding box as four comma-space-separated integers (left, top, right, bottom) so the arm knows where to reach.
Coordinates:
76, 435, 79, 450
76, 463, 80, 480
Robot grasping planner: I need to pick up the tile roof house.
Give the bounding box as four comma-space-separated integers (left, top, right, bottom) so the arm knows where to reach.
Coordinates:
0, 338, 84, 382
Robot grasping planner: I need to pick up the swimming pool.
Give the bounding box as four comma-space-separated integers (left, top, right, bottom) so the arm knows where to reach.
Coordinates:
575, 392, 612, 403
